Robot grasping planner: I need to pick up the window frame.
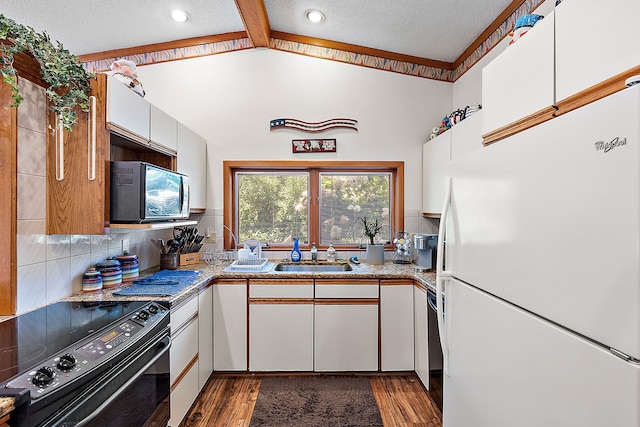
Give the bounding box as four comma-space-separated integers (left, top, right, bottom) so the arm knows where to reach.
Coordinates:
223, 160, 404, 251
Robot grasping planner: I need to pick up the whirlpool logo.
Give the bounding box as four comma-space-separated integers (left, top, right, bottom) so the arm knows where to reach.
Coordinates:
595, 137, 627, 153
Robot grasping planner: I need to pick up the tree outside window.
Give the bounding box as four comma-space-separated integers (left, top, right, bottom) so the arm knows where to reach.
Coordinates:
224, 161, 403, 250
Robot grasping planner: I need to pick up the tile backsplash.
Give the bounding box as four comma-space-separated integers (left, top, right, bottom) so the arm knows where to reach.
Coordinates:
15, 78, 170, 314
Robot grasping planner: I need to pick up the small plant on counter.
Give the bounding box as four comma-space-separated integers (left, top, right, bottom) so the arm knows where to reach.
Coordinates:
359, 216, 384, 245
0, 14, 94, 131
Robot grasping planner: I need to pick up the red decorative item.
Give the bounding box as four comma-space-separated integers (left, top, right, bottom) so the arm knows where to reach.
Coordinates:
292, 139, 337, 153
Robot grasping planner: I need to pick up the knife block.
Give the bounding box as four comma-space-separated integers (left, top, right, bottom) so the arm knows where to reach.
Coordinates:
179, 252, 200, 266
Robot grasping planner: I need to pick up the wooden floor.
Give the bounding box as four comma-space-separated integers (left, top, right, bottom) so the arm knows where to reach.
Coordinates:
181, 374, 442, 427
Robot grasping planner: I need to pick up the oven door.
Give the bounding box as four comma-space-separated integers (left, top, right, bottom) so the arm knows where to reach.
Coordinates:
39, 329, 171, 427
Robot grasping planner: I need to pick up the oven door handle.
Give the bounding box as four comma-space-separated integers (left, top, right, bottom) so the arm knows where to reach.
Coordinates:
74, 334, 171, 427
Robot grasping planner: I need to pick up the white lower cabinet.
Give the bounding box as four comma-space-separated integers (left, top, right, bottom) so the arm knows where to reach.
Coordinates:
213, 279, 247, 371
314, 280, 379, 371
380, 280, 414, 371
414, 284, 429, 389
249, 279, 314, 371
170, 361, 199, 427
198, 285, 213, 389
169, 295, 199, 427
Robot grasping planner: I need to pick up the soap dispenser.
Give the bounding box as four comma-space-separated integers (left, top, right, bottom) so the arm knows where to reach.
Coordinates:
327, 243, 336, 262
291, 237, 302, 262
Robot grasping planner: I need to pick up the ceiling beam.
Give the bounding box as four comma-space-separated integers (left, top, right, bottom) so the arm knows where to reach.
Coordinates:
234, 0, 271, 48
77, 32, 247, 63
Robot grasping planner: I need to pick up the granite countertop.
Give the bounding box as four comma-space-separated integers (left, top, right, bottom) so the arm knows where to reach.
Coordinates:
0, 260, 436, 419
0, 397, 14, 420
65, 260, 437, 307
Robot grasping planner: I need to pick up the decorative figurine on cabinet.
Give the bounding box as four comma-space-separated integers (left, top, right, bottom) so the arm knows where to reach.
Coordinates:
107, 59, 146, 97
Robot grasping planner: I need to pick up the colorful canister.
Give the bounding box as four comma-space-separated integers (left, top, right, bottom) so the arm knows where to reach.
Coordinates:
96, 257, 122, 288
82, 267, 103, 292
116, 251, 139, 282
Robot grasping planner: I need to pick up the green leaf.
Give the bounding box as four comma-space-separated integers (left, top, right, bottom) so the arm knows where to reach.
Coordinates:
0, 13, 94, 131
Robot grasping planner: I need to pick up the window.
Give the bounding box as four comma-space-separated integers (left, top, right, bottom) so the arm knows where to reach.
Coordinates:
319, 173, 390, 245
224, 161, 404, 250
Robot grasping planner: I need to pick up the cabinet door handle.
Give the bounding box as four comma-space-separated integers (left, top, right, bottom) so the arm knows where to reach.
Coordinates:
87, 95, 97, 181
55, 117, 64, 181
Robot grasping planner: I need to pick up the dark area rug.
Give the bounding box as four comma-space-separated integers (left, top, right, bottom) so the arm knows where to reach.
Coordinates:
250, 376, 383, 427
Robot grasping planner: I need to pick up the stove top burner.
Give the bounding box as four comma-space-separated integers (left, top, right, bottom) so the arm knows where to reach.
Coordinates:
0, 300, 152, 384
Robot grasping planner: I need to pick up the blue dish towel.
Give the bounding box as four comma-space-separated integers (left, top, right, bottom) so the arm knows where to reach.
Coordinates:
113, 269, 201, 297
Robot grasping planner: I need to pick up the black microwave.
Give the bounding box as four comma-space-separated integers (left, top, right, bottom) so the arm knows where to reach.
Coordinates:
110, 161, 190, 223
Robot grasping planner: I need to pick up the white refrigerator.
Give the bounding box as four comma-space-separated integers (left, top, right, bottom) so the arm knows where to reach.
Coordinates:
436, 83, 640, 426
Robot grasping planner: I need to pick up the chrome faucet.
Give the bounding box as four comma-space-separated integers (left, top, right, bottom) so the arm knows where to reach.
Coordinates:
223, 224, 239, 248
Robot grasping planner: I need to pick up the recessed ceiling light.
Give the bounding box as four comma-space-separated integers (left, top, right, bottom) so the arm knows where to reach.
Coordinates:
305, 9, 325, 24
170, 9, 190, 23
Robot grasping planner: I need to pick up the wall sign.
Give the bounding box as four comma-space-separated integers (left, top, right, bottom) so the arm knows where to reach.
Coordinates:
292, 139, 336, 153
270, 118, 357, 132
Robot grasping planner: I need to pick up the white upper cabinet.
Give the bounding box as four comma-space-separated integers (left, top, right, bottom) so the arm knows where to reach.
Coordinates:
177, 123, 207, 212
482, 10, 555, 136
150, 104, 178, 154
422, 131, 451, 216
555, 0, 640, 102
451, 110, 483, 160
106, 75, 150, 142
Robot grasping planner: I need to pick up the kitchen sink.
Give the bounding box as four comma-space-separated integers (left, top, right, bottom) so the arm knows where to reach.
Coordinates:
274, 262, 353, 272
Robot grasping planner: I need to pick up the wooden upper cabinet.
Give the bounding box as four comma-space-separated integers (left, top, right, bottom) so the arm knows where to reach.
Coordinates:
46, 75, 110, 235
46, 74, 179, 235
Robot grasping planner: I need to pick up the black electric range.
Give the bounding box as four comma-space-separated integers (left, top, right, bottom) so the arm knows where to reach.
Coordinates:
0, 300, 171, 427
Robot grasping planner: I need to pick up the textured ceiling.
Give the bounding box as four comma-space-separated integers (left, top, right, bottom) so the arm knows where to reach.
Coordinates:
1, 0, 513, 63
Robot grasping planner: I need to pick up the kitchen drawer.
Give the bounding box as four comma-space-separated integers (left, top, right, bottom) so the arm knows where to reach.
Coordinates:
171, 295, 198, 330
250, 279, 314, 298
315, 279, 379, 299
170, 315, 198, 385
169, 358, 199, 427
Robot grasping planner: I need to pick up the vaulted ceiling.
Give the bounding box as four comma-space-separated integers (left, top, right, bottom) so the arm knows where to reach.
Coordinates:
1, 0, 541, 80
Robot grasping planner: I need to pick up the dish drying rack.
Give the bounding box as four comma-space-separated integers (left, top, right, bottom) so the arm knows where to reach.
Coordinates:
228, 258, 269, 269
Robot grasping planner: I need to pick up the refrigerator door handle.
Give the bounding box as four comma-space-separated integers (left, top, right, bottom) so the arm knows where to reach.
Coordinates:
437, 177, 452, 376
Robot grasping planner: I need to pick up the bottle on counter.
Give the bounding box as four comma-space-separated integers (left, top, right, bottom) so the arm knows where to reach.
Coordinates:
327, 243, 336, 262
311, 242, 318, 262
291, 237, 302, 262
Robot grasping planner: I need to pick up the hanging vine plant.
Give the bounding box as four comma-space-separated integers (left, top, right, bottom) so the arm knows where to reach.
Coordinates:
0, 14, 94, 131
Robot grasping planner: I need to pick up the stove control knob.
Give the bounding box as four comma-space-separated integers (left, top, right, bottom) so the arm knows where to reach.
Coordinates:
138, 309, 150, 320
148, 304, 159, 314
32, 366, 56, 387
57, 353, 77, 371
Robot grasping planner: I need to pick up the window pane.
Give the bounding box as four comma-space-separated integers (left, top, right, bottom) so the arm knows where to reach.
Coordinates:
319, 173, 391, 245
237, 173, 308, 244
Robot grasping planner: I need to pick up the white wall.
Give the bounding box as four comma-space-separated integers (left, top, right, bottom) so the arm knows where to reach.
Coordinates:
138, 49, 452, 249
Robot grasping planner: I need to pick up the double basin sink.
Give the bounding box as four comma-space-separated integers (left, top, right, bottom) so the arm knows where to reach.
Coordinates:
274, 262, 352, 272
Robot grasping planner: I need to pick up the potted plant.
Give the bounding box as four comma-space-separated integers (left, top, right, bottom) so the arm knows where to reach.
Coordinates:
359, 217, 385, 265
0, 14, 94, 131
